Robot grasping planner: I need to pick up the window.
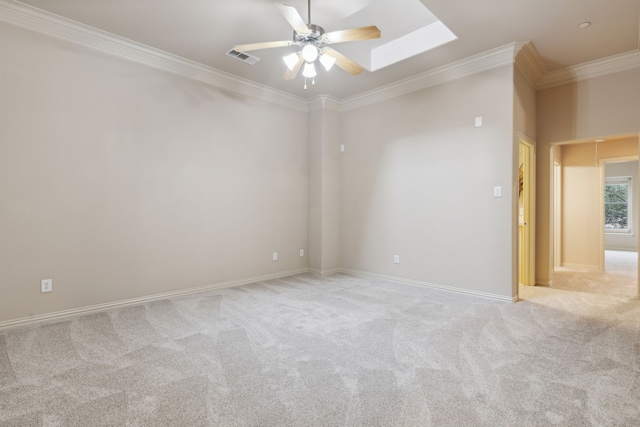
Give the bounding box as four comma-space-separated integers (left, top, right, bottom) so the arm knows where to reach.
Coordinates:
604, 176, 632, 234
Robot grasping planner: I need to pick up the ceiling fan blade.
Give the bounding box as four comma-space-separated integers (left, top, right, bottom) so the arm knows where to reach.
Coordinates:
233, 40, 293, 52
324, 26, 381, 44
276, 4, 310, 34
324, 48, 364, 76
283, 55, 304, 80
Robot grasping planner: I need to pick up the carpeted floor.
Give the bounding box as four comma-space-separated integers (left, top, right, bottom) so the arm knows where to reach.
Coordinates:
1, 267, 639, 426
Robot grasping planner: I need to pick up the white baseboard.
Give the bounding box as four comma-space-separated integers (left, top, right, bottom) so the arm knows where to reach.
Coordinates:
0, 268, 309, 331
340, 269, 517, 303
561, 263, 600, 271
604, 247, 638, 252
535, 281, 552, 287
308, 267, 342, 276
0, 267, 522, 329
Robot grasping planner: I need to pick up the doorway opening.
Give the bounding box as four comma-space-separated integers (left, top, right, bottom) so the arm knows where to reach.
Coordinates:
549, 135, 640, 298
602, 159, 638, 273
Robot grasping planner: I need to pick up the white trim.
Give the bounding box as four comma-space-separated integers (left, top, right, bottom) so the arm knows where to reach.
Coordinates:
0, 268, 309, 330
308, 267, 342, 276
1, 267, 518, 330
0, 1, 521, 113
340, 43, 519, 111
341, 269, 517, 303
604, 246, 638, 251
560, 263, 600, 271
537, 49, 640, 90
604, 175, 633, 235
514, 42, 547, 88
0, 0, 308, 112
3, 0, 640, 107
308, 96, 341, 112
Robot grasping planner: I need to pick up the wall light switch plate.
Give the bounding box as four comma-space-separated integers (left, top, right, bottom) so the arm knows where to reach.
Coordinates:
300, 249, 304, 257
493, 186, 502, 197
394, 255, 400, 264
475, 117, 483, 127
41, 279, 52, 293
273, 252, 278, 261
340, 144, 345, 152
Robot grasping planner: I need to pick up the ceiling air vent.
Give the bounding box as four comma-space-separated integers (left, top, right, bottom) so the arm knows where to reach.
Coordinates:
225, 49, 260, 65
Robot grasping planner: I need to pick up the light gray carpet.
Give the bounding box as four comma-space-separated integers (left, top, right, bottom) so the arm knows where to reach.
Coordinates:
604, 250, 637, 273
1, 272, 639, 426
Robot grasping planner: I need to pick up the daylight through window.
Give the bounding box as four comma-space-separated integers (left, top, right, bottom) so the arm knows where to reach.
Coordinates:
604, 176, 632, 233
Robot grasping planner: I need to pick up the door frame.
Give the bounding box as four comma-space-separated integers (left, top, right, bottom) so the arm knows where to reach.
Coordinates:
599, 155, 639, 271
518, 135, 536, 286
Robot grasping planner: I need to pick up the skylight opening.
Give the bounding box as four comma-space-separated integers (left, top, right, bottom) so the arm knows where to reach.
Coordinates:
371, 21, 457, 71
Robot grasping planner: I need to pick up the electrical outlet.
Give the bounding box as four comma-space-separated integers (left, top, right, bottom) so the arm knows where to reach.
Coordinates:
273, 252, 278, 261
394, 255, 400, 264
41, 279, 52, 293
300, 249, 304, 257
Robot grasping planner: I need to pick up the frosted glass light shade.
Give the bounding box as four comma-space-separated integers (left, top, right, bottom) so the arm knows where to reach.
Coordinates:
283, 52, 299, 70
303, 62, 316, 78
301, 44, 319, 62
319, 54, 336, 71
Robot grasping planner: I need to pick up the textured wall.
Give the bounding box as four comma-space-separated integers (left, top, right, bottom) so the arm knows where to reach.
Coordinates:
339, 66, 516, 298
0, 24, 309, 322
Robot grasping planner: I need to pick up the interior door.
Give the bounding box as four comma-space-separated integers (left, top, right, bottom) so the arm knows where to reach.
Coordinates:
519, 139, 535, 286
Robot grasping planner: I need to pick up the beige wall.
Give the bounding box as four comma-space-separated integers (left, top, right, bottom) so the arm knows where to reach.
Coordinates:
308, 106, 341, 274
0, 24, 309, 322
514, 67, 537, 142
1, 21, 545, 323
536, 68, 640, 283
340, 65, 516, 298
561, 139, 638, 268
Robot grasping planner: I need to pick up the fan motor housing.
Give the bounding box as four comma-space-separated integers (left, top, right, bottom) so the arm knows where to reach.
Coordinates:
294, 24, 325, 45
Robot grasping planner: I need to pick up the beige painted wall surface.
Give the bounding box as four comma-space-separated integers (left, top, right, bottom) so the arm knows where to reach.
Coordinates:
340, 65, 515, 298
560, 139, 638, 268
321, 108, 341, 272
536, 68, 640, 284
307, 110, 323, 272
0, 24, 309, 322
307, 107, 341, 273
560, 143, 600, 268
514, 66, 537, 141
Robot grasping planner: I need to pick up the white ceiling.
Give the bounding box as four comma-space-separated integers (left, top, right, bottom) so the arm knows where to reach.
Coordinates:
13, 0, 640, 99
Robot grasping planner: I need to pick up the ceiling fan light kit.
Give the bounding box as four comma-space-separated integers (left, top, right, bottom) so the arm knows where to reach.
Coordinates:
283, 52, 300, 70
231, 1, 381, 89
301, 44, 319, 62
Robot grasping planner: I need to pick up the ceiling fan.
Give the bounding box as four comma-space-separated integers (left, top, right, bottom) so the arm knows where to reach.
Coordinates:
232, 0, 381, 88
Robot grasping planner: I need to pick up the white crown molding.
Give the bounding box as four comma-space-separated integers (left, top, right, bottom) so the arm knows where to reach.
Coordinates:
339, 43, 519, 112
308, 95, 342, 112
0, 268, 309, 330
0, 0, 309, 112
514, 42, 547, 88
341, 269, 517, 303
6, 0, 639, 114
537, 49, 640, 90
